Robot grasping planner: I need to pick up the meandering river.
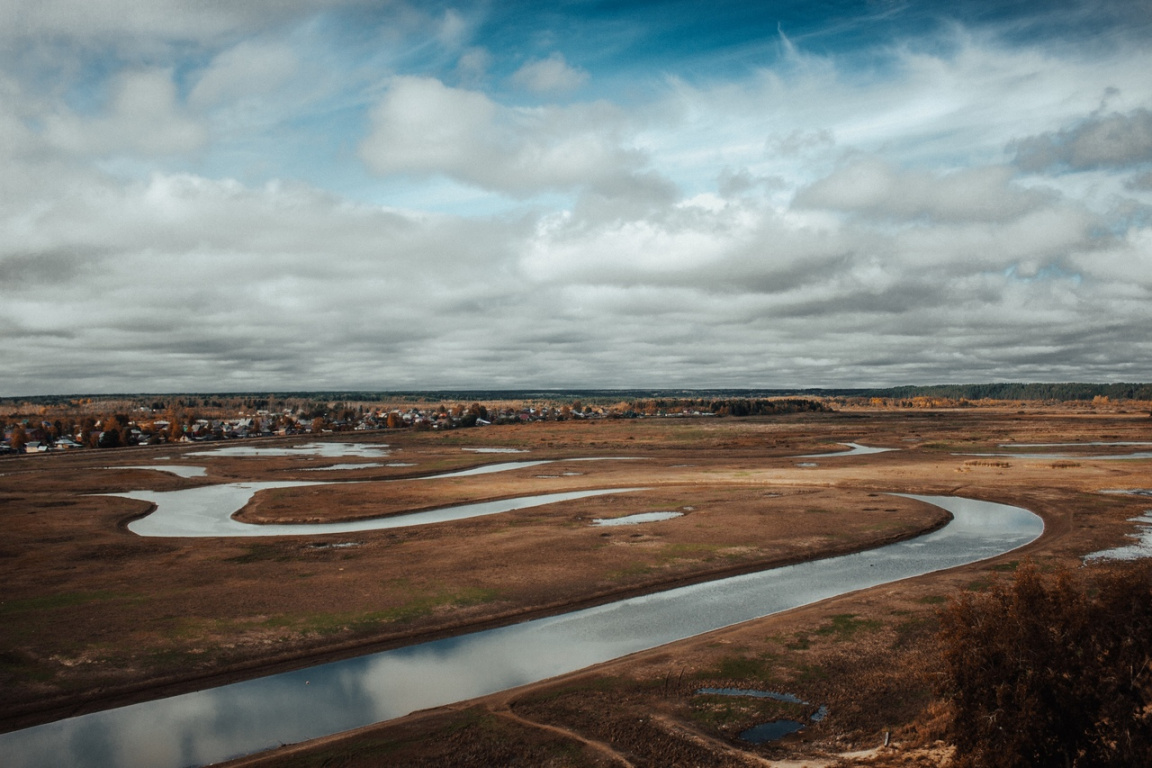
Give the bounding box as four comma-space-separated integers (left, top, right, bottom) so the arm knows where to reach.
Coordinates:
1, 494, 1042, 768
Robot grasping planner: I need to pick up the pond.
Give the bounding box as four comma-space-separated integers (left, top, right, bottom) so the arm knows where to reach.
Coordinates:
187, 442, 392, 458
1, 495, 1043, 768
592, 511, 683, 526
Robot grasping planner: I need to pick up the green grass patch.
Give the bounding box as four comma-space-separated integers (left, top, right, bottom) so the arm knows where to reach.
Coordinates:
813, 613, 883, 640
0, 590, 126, 615
918, 595, 948, 605
785, 634, 811, 651
263, 586, 503, 636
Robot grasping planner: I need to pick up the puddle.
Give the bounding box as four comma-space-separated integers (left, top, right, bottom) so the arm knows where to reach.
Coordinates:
120, 465, 207, 479
739, 719, 806, 743
697, 688, 828, 742
592, 511, 683, 526
797, 443, 896, 458
462, 447, 529, 453
187, 443, 391, 458
962, 446, 1152, 461
301, 463, 384, 471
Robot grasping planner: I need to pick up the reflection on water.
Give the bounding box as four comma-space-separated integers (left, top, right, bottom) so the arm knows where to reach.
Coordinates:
301, 463, 384, 471
125, 484, 646, 538
187, 442, 392, 458
962, 447, 1152, 460
1, 495, 1042, 768
462, 447, 530, 453
119, 465, 207, 478
797, 443, 896, 458
592, 511, 683, 526
739, 719, 806, 743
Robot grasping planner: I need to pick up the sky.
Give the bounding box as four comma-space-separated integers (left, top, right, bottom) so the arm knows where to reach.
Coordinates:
2, 0, 1152, 395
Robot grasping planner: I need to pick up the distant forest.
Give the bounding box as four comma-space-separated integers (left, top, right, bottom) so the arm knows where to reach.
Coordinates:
4, 382, 1151, 407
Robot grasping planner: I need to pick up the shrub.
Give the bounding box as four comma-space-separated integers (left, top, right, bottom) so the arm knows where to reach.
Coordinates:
936, 561, 1152, 767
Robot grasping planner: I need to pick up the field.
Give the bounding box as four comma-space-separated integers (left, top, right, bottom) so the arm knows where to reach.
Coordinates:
2, 405, 1150, 766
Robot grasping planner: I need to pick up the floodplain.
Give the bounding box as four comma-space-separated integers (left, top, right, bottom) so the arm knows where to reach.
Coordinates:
2, 404, 1150, 766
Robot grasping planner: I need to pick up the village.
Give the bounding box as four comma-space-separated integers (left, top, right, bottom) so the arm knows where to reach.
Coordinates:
0, 397, 739, 455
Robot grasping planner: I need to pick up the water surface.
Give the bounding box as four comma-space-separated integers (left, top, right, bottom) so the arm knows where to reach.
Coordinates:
593, 511, 683, 526
797, 443, 896, 458
2, 495, 1042, 768
124, 484, 645, 538
119, 465, 207, 478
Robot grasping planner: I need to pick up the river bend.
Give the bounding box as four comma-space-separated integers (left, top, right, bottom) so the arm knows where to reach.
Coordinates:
1, 494, 1042, 768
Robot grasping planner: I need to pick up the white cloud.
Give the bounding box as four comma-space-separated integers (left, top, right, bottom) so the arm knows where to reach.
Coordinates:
189, 40, 299, 108
43, 69, 207, 156
3, 11, 1152, 393
509, 53, 588, 94
0, 0, 365, 48
794, 159, 1057, 223
359, 76, 661, 197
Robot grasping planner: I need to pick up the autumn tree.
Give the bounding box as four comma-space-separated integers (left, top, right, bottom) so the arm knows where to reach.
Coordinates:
937, 561, 1152, 767
10, 423, 27, 452
98, 416, 123, 448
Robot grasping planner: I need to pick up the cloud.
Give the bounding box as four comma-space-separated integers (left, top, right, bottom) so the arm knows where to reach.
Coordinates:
359, 76, 663, 197
1011, 107, 1152, 172
3, 8, 1152, 393
436, 9, 469, 49
794, 159, 1057, 224
454, 47, 491, 86
0, 0, 365, 48
509, 53, 589, 94
42, 69, 207, 156
189, 40, 299, 108
766, 128, 834, 157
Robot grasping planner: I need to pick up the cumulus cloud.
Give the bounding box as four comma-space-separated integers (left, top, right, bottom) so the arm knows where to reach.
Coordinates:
43, 69, 207, 156
359, 76, 663, 197
794, 159, 1057, 224
1012, 107, 1152, 172
509, 53, 589, 93
3, 7, 1152, 393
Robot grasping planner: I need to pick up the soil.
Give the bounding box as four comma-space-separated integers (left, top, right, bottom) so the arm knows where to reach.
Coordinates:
2, 406, 1150, 766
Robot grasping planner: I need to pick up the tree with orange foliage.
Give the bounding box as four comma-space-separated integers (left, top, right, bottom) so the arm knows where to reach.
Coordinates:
937, 561, 1152, 767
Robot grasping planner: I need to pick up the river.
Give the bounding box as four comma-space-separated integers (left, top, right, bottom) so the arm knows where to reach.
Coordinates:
0, 494, 1042, 768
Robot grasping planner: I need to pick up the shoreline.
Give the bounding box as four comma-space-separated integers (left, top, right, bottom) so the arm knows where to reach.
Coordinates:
0, 503, 950, 734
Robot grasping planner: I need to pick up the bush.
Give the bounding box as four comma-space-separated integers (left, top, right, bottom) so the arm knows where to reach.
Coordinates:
937, 561, 1152, 767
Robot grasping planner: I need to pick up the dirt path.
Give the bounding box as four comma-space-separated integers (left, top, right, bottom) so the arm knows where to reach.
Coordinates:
492, 704, 638, 767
